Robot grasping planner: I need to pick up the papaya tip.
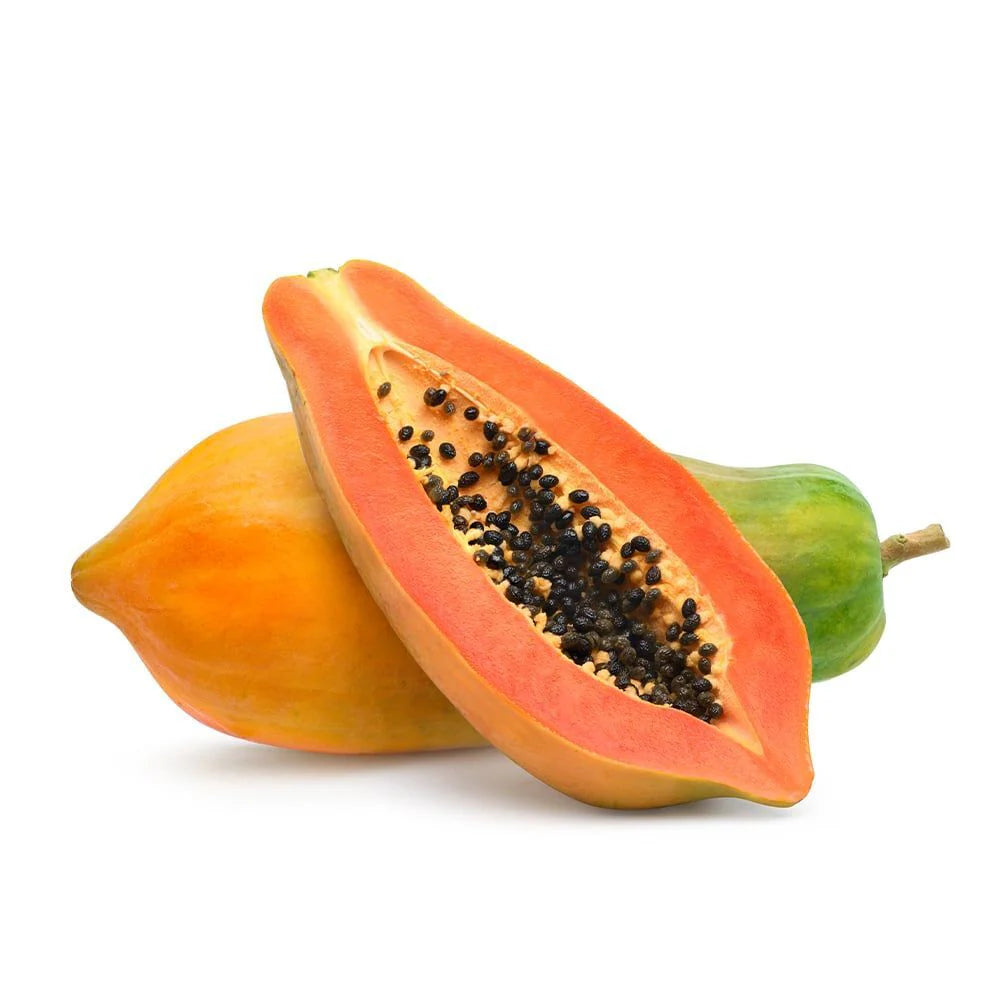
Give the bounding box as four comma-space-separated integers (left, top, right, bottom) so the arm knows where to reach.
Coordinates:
880, 523, 950, 576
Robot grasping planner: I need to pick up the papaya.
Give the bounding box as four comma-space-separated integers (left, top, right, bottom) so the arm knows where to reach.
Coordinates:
264, 269, 818, 808
72, 412, 945, 758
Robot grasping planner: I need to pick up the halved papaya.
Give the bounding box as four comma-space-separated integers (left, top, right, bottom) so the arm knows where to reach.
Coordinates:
264, 271, 813, 808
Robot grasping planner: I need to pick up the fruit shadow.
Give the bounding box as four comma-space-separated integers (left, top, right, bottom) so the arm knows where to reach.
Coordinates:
167, 741, 800, 821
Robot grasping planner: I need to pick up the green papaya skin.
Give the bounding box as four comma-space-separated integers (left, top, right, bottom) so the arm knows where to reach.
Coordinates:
677, 458, 887, 680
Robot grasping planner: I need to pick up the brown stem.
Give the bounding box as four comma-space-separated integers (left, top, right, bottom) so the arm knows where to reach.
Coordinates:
880, 524, 950, 577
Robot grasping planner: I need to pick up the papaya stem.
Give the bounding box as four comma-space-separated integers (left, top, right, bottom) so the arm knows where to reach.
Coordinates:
880, 524, 950, 576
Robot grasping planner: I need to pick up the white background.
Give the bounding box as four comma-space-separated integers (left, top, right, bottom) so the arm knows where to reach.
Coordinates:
3, 2, 997, 997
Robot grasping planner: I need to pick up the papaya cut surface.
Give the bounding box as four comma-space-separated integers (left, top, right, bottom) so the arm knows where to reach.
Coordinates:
264, 271, 813, 807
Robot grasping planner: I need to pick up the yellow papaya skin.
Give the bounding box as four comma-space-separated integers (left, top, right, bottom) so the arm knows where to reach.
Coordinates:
71, 414, 485, 754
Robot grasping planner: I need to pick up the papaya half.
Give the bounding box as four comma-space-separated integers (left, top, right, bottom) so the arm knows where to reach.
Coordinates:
264, 269, 817, 808
72, 413, 947, 759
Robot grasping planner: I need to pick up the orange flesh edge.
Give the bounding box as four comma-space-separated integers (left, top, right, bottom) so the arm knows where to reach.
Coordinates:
264, 270, 813, 805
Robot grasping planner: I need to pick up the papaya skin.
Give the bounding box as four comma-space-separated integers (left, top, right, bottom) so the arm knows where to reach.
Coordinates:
264, 271, 814, 808
71, 414, 484, 754
74, 412, 944, 757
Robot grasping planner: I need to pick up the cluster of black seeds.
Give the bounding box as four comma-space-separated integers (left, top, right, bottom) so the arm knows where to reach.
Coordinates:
385, 382, 723, 723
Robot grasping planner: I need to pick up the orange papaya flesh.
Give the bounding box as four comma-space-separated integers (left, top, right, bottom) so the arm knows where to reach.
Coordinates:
71, 413, 484, 754
264, 272, 813, 808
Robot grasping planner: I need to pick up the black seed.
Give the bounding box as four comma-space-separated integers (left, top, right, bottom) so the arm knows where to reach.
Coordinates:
543, 504, 563, 523
706, 702, 723, 720
598, 523, 612, 543
482, 530, 504, 546
517, 426, 533, 441
439, 442, 457, 459
528, 464, 543, 480
630, 535, 651, 553
486, 550, 506, 570
590, 559, 610, 578
683, 614, 701, 631
692, 677, 712, 693
494, 511, 512, 529
512, 531, 533, 551
538, 474, 559, 489
468, 494, 488, 511
601, 567, 621, 586
483, 421, 498, 441
679, 632, 699, 646
682, 598, 697, 617
420, 429, 435, 442
645, 566, 662, 585
408, 444, 430, 459
423, 387, 447, 407
623, 588, 645, 609
644, 588, 661, 604
666, 623, 681, 641
398, 425, 414, 441
481, 453, 495, 470
651, 685, 670, 706
567, 489, 589, 504
620, 542, 634, 558
518, 469, 533, 486
440, 485, 459, 505
699, 642, 717, 657
464, 406, 479, 421
452, 515, 468, 531
522, 487, 536, 500
534, 439, 550, 455
493, 432, 508, 450
467, 452, 483, 467
499, 463, 518, 486
537, 489, 555, 506
458, 471, 480, 488
620, 559, 638, 575
443, 401, 456, 415
377, 381, 391, 398
423, 475, 443, 493
697, 657, 712, 674
644, 549, 662, 564
580, 505, 601, 519
510, 500, 524, 514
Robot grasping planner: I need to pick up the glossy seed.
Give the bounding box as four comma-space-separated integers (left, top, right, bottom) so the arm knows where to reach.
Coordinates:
568, 489, 590, 504
630, 536, 651, 553
697, 657, 712, 674
443, 401, 456, 414
620, 542, 634, 558
679, 632, 699, 646
580, 504, 601, 519
682, 597, 697, 617
439, 442, 457, 459
420, 429, 435, 442
398, 425, 414, 441
644, 549, 661, 564
464, 406, 479, 420
377, 381, 391, 398
534, 439, 550, 455
423, 387, 447, 407
483, 420, 498, 441
645, 566, 661, 585
458, 471, 480, 488
699, 642, 717, 657
408, 444, 430, 459
538, 474, 559, 489
517, 426, 533, 441
683, 614, 701, 631
468, 452, 483, 467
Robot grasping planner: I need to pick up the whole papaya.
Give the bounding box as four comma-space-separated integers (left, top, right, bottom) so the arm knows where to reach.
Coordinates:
72, 412, 946, 755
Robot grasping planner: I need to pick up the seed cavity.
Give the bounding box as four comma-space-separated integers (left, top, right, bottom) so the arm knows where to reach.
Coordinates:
391, 381, 725, 723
